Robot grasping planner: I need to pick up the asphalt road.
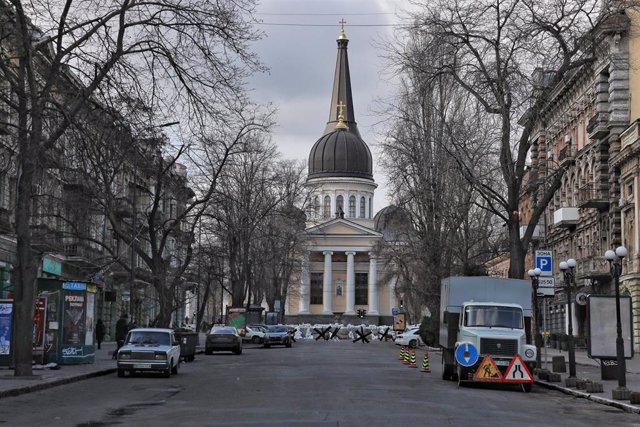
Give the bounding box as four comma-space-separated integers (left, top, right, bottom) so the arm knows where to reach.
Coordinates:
1, 340, 640, 426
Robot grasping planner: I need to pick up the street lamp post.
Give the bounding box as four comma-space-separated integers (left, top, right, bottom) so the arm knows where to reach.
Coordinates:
528, 267, 542, 369
559, 258, 577, 380
604, 246, 630, 400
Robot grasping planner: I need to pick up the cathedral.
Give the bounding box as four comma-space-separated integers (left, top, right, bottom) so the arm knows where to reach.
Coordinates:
286, 27, 399, 325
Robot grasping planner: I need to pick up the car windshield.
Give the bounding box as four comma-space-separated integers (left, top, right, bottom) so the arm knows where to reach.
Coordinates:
211, 327, 236, 335
269, 326, 288, 333
464, 305, 523, 329
127, 331, 170, 346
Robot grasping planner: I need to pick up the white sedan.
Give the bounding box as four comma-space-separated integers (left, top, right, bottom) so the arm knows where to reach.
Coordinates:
243, 326, 266, 344
394, 328, 424, 348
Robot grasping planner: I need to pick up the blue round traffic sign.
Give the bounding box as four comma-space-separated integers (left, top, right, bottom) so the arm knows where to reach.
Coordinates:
455, 342, 479, 367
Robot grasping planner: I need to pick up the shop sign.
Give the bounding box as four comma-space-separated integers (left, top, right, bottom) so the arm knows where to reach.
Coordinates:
42, 257, 62, 276
62, 281, 86, 291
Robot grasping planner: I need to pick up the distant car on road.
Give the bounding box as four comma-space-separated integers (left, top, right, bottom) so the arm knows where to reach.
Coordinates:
206, 326, 243, 355
116, 328, 181, 378
263, 325, 292, 348
243, 326, 266, 344
394, 328, 424, 349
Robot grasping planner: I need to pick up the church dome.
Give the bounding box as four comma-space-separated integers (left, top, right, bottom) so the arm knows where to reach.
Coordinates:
374, 205, 411, 241
308, 128, 373, 180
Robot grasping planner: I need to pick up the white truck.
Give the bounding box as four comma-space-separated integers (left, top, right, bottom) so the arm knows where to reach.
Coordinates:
440, 276, 537, 387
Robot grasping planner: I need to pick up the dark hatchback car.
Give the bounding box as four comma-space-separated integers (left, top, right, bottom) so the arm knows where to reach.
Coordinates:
263, 325, 292, 348
205, 326, 242, 355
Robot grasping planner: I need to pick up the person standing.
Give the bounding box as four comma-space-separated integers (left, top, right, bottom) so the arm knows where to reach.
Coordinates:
113, 313, 129, 359
95, 319, 106, 350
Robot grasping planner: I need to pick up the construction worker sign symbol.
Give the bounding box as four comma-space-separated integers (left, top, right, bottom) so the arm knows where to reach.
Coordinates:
473, 356, 503, 382
503, 355, 533, 383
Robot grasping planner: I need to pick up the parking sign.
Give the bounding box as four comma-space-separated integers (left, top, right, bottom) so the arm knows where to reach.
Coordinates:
535, 250, 553, 277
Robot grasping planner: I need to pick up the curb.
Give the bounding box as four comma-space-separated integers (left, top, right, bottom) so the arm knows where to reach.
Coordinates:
534, 379, 640, 414
0, 367, 117, 399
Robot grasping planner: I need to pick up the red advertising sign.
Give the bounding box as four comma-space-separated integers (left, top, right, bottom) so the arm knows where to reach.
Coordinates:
32, 296, 47, 352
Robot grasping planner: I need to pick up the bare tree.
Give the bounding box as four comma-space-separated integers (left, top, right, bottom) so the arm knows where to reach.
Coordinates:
402, 0, 613, 278
0, 0, 263, 375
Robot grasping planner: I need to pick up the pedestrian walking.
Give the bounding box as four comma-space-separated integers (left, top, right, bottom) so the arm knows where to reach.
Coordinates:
95, 319, 106, 350
113, 313, 129, 359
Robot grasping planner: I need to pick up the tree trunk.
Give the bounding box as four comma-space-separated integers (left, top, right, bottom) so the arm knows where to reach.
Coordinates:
508, 219, 525, 279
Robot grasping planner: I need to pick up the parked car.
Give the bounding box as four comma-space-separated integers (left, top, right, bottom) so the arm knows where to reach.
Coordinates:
243, 326, 266, 344
116, 328, 181, 378
205, 326, 242, 355
394, 327, 424, 349
263, 325, 292, 348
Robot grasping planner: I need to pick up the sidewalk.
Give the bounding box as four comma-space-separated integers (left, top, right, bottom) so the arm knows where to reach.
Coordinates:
535, 345, 640, 413
0, 333, 207, 399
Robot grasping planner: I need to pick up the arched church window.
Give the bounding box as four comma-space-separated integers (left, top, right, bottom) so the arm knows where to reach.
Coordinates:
360, 197, 365, 218
323, 195, 331, 218
368, 197, 372, 218
336, 195, 344, 218
349, 196, 356, 217
314, 196, 320, 217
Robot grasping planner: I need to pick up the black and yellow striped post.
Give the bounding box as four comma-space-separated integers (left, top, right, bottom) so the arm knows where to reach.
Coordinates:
403, 347, 410, 365
410, 350, 417, 368
420, 352, 431, 373
399, 346, 405, 361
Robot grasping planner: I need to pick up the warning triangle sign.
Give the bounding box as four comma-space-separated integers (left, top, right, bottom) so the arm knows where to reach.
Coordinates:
473, 356, 503, 382
502, 354, 533, 383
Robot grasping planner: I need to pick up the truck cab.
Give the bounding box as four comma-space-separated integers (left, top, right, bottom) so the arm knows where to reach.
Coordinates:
455, 302, 536, 380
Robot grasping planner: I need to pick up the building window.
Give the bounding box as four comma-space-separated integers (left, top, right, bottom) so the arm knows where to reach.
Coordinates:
349, 195, 356, 217
323, 196, 331, 218
313, 196, 320, 217
336, 195, 344, 217
310, 273, 323, 304
355, 273, 368, 305
360, 196, 365, 218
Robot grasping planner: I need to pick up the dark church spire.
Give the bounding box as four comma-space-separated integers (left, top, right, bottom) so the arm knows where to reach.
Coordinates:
323, 20, 361, 137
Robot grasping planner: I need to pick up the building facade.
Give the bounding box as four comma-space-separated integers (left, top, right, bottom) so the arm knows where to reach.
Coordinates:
286, 28, 397, 324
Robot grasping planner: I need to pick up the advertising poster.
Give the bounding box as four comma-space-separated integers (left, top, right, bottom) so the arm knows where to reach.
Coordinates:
32, 296, 47, 352
85, 292, 95, 346
0, 301, 12, 355
226, 307, 247, 335
63, 291, 85, 345
393, 312, 406, 331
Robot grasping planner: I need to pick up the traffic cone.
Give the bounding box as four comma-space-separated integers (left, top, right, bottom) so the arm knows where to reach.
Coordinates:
399, 346, 405, 361
403, 347, 410, 365
410, 350, 417, 368
420, 352, 431, 373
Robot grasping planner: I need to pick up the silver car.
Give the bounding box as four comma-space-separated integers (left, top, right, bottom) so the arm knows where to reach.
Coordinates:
116, 328, 181, 378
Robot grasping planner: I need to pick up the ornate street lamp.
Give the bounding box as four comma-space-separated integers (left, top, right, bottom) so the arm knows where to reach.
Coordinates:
604, 246, 630, 400
528, 267, 542, 369
559, 258, 577, 380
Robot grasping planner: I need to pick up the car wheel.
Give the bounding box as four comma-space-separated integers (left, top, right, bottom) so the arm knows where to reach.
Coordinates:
117, 368, 125, 378
172, 360, 179, 375
409, 339, 417, 349
235, 347, 242, 355
252, 336, 260, 344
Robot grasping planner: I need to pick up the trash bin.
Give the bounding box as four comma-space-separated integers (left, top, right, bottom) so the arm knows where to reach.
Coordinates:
174, 328, 198, 362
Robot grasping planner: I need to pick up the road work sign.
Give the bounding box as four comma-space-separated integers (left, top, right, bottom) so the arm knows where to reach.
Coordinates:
502, 355, 533, 383
473, 356, 503, 382
455, 342, 479, 367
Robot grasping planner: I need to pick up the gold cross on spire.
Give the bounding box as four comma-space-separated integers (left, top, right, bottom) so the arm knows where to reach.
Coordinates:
338, 18, 347, 40
336, 101, 347, 129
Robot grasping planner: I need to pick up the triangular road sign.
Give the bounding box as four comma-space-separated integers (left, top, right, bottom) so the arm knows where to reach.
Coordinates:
502, 355, 533, 383
473, 355, 503, 382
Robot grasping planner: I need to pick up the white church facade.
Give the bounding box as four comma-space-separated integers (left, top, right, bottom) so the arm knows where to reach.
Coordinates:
285, 27, 401, 325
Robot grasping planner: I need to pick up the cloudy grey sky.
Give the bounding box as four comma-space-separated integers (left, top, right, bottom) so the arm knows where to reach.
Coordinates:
248, 0, 410, 214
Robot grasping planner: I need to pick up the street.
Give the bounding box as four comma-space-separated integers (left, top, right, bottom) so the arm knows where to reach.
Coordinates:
1, 340, 639, 426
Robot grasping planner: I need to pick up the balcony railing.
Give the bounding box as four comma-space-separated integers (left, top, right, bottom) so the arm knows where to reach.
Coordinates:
587, 112, 609, 139
575, 255, 611, 280
577, 184, 609, 211
558, 145, 575, 164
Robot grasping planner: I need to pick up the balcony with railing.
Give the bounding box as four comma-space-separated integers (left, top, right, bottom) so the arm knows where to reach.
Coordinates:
575, 255, 611, 281
587, 112, 609, 139
553, 206, 579, 228
558, 145, 575, 165
577, 184, 609, 211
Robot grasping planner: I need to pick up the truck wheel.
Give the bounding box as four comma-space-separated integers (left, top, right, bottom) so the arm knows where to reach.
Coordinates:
457, 366, 468, 386
409, 339, 417, 349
